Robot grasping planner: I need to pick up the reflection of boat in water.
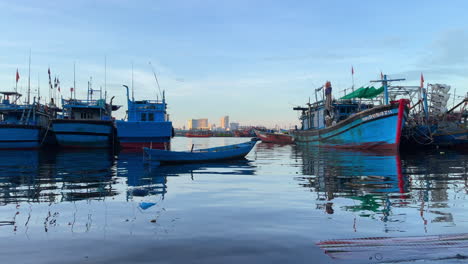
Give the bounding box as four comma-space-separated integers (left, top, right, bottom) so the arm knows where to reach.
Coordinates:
0, 149, 117, 204
149, 159, 256, 177
296, 145, 407, 197
117, 153, 169, 199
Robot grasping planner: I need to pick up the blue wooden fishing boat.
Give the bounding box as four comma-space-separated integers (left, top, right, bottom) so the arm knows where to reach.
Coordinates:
116, 85, 173, 151
51, 81, 120, 149
0, 92, 51, 149
144, 139, 258, 164
291, 77, 409, 151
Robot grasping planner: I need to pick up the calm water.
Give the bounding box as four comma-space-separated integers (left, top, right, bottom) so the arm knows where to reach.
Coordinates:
0, 137, 467, 264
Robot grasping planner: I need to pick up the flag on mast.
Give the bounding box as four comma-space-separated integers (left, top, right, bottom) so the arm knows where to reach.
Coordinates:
351, 66, 354, 75
380, 71, 384, 79
16, 69, 20, 83
420, 73, 424, 88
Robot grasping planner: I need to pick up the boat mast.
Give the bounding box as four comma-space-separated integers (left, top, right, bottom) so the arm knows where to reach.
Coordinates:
370, 74, 405, 104
131, 62, 134, 102
37, 74, 40, 103
104, 56, 107, 101
27, 50, 31, 104
73, 62, 76, 100
149, 61, 163, 100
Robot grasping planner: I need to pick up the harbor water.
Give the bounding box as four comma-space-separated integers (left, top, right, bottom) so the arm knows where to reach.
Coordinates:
0, 137, 467, 263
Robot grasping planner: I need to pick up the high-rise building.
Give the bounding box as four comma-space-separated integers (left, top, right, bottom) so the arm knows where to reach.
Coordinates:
229, 122, 239, 130
220, 116, 229, 130
187, 118, 209, 130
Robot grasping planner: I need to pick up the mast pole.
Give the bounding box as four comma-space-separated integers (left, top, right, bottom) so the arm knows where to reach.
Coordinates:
37, 74, 40, 103
370, 75, 405, 104
27, 49, 31, 104
73, 62, 76, 99
131, 62, 134, 101
104, 56, 107, 101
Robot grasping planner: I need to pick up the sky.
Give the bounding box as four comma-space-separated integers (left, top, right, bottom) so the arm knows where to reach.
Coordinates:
1, 0, 467, 128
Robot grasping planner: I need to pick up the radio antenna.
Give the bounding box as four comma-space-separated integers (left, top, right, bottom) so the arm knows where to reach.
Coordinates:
149, 61, 163, 99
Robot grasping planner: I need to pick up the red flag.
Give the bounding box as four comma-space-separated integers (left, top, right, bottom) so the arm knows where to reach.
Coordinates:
16, 69, 20, 83
380, 71, 384, 79
420, 73, 424, 88
351, 66, 354, 75
70, 87, 74, 92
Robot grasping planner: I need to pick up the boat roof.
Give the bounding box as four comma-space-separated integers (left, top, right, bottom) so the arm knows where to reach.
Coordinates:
0, 91, 22, 96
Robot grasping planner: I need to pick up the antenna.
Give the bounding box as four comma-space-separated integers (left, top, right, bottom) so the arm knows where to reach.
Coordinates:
73, 62, 76, 100
104, 56, 107, 99
27, 49, 31, 104
37, 73, 40, 103
149, 61, 163, 99
131, 62, 134, 101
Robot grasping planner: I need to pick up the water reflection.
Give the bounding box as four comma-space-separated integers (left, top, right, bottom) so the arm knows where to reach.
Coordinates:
295, 145, 467, 230
0, 138, 465, 263
0, 150, 117, 204
117, 153, 168, 200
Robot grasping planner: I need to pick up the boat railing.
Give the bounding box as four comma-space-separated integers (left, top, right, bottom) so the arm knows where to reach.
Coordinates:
134, 100, 164, 105
0, 104, 34, 110
62, 99, 107, 108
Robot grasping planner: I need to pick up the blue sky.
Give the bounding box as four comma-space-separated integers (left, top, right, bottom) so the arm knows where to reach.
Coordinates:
1, 0, 467, 128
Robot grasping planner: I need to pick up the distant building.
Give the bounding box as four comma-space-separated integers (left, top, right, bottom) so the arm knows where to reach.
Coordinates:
220, 116, 229, 130
188, 118, 209, 130
230, 122, 239, 130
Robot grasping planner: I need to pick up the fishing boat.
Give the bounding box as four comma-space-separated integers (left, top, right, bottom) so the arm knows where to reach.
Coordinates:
185, 130, 213, 137
254, 129, 294, 144
291, 77, 409, 151
0, 92, 51, 149
401, 83, 468, 149
144, 138, 259, 164
116, 85, 173, 150
233, 128, 254, 137
51, 80, 120, 148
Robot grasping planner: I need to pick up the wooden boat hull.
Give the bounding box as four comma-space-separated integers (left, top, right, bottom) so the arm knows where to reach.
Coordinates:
116, 120, 172, 150
0, 124, 42, 149
52, 120, 114, 148
432, 129, 468, 148
254, 130, 294, 144
144, 140, 257, 164
291, 100, 408, 151
402, 125, 468, 149
185, 132, 213, 137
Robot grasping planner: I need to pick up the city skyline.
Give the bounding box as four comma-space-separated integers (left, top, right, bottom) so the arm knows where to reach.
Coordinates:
1, 0, 468, 128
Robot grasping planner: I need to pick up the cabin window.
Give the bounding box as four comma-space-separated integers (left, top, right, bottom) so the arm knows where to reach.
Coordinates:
148, 113, 154, 121
141, 113, 147, 121
80, 112, 93, 119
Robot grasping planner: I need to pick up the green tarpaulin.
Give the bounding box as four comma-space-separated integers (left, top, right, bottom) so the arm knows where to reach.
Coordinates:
340, 86, 384, 99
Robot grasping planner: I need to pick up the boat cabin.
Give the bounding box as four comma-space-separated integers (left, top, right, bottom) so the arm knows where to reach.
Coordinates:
128, 99, 168, 122
294, 100, 373, 130
61, 99, 119, 121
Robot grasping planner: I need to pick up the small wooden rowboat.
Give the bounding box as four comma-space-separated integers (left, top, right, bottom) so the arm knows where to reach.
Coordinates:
144, 138, 259, 164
